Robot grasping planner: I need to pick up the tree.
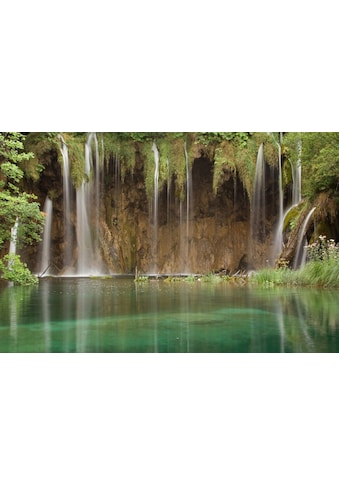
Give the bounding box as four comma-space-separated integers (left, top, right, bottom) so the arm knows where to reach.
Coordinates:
0, 132, 44, 284
284, 132, 339, 198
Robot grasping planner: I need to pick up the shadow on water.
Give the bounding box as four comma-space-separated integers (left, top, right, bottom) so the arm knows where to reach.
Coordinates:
0, 279, 338, 352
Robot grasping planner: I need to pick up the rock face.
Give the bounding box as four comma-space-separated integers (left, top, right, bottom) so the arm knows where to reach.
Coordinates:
96, 153, 252, 275
20, 142, 282, 275
16, 135, 339, 275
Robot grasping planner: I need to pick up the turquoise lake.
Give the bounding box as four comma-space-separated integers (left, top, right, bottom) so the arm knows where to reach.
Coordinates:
0, 278, 338, 352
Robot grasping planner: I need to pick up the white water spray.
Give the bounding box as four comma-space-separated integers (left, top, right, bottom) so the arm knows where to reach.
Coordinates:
76, 132, 104, 275
271, 134, 284, 263
40, 197, 53, 276
58, 135, 73, 268
293, 207, 316, 269
181, 141, 193, 273
250, 143, 265, 243
292, 140, 302, 206
9, 218, 19, 257
151, 141, 160, 273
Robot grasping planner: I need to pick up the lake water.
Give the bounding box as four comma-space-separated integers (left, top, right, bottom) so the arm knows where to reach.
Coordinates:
0, 277, 338, 352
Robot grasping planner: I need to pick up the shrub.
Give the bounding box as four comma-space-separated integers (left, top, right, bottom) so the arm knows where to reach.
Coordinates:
0, 254, 38, 285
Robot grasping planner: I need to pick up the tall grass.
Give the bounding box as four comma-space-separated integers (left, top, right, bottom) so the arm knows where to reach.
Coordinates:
296, 260, 339, 288
250, 236, 339, 288
249, 267, 298, 287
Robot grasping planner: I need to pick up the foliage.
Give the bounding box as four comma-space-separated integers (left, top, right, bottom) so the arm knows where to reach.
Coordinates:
24, 132, 59, 181
141, 140, 157, 199
284, 132, 339, 198
211, 133, 263, 198
134, 274, 149, 282
282, 203, 304, 232
200, 272, 224, 283
249, 267, 295, 287
0, 132, 45, 249
0, 254, 38, 285
101, 133, 137, 180
56, 133, 87, 188
101, 132, 192, 201
305, 235, 339, 262
0, 132, 44, 285
196, 132, 252, 147
297, 260, 339, 288
68, 135, 87, 187
250, 236, 339, 288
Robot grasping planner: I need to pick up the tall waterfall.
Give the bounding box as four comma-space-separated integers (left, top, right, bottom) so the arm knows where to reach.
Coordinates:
59, 135, 73, 268
292, 140, 302, 206
180, 141, 193, 273
272, 137, 302, 266
8, 218, 19, 279
76, 132, 105, 275
293, 207, 316, 269
271, 134, 284, 264
250, 143, 266, 244
151, 141, 160, 273
57, 133, 106, 276
39, 197, 53, 276
9, 218, 19, 257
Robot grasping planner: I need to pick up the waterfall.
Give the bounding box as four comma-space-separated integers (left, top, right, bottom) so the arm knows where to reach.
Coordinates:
58, 135, 73, 268
271, 135, 284, 264
57, 132, 107, 276
40, 197, 53, 276
166, 157, 171, 224
76, 132, 105, 275
8, 218, 19, 280
180, 141, 193, 273
292, 140, 302, 206
272, 137, 302, 266
250, 143, 265, 244
151, 141, 160, 273
9, 218, 19, 257
293, 207, 316, 269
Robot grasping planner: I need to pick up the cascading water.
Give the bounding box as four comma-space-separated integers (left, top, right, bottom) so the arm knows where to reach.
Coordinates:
250, 143, 265, 264
9, 218, 19, 257
151, 141, 160, 273
166, 156, 171, 224
76, 132, 105, 275
293, 207, 316, 269
271, 134, 284, 264
57, 132, 107, 275
180, 141, 193, 273
39, 197, 53, 276
8, 218, 19, 280
58, 134, 73, 268
272, 137, 302, 266
292, 140, 302, 206
251, 143, 265, 240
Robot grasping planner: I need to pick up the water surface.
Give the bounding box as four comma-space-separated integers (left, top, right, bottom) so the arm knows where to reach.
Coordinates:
0, 278, 338, 352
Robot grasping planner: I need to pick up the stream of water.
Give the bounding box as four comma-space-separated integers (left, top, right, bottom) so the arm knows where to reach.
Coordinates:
0, 278, 338, 352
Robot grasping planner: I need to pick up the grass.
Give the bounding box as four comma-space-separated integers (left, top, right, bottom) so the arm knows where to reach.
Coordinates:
250, 260, 339, 288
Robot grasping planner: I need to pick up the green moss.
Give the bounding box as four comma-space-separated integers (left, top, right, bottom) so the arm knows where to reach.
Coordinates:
283, 203, 304, 232
212, 143, 236, 194
211, 135, 259, 199
141, 140, 156, 199
143, 133, 189, 202
24, 132, 58, 181
56, 133, 87, 188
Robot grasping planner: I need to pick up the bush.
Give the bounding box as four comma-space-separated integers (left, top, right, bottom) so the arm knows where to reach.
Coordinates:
250, 237, 339, 288
305, 235, 339, 262
0, 254, 38, 285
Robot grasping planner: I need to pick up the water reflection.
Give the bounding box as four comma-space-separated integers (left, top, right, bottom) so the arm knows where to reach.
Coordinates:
0, 280, 339, 352
41, 279, 51, 352
0, 284, 35, 352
